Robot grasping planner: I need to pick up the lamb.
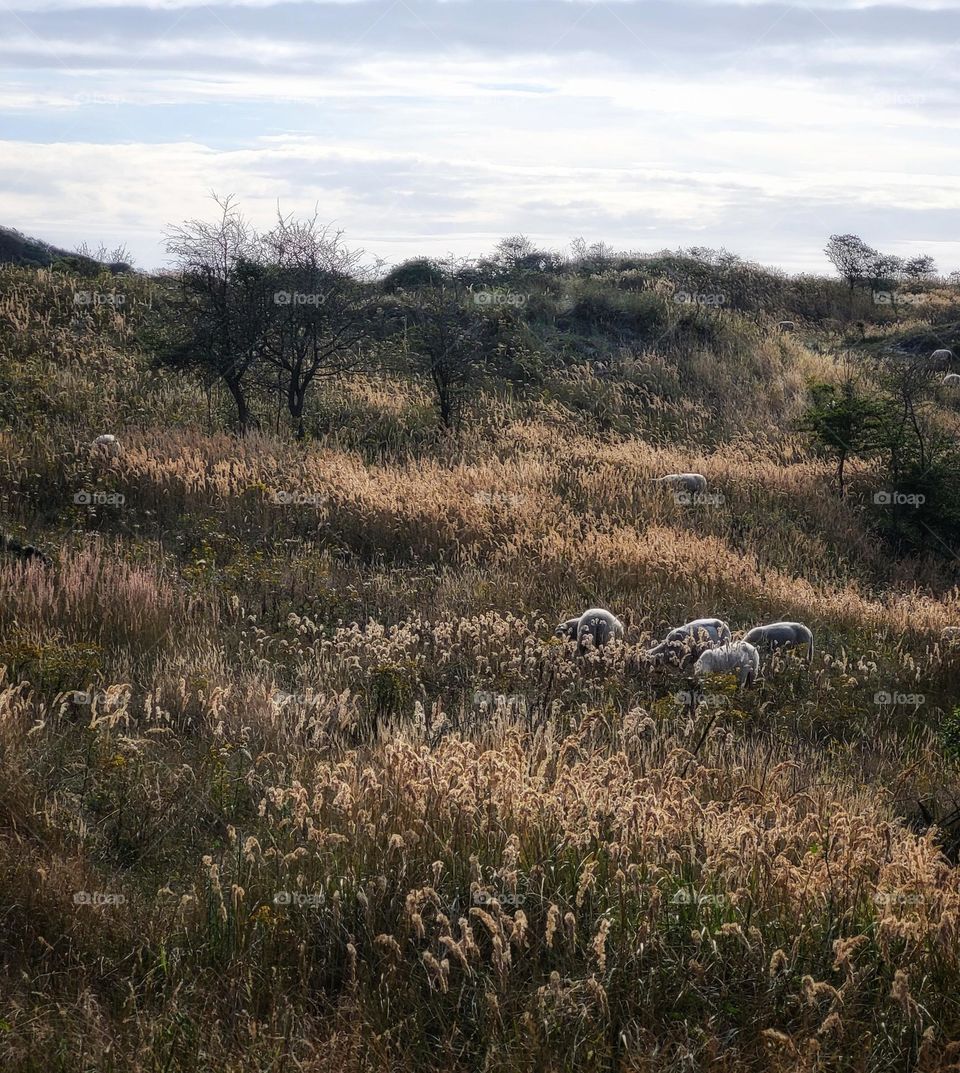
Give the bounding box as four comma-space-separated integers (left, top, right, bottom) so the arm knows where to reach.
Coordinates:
742, 621, 814, 664
93, 434, 121, 457
647, 617, 731, 667
694, 641, 760, 687
943, 373, 960, 387
555, 608, 624, 653
653, 473, 707, 495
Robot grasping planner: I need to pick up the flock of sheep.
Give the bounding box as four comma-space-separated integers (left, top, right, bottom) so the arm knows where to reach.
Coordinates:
915, 348, 959, 386
555, 460, 960, 687
559, 466, 813, 689
555, 606, 810, 688
931, 346, 960, 386
557, 603, 960, 689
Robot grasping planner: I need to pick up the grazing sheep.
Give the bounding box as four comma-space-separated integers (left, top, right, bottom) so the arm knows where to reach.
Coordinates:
742, 621, 814, 664
1, 531, 51, 566
777, 320, 795, 332
694, 641, 760, 687
647, 617, 732, 667
931, 349, 955, 367
653, 473, 708, 495
576, 608, 625, 652
555, 608, 624, 653
943, 373, 960, 387
93, 434, 121, 457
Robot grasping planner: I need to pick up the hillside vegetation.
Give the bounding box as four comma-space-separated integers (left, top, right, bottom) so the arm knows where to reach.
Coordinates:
2, 239, 960, 1073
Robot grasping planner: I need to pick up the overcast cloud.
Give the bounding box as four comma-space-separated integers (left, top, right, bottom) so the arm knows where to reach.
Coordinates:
2, 0, 959, 272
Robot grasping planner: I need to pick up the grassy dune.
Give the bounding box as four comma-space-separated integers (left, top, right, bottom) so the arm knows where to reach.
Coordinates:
2, 265, 960, 1071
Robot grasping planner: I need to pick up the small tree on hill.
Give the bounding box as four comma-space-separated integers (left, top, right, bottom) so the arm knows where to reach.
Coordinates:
382, 258, 446, 292
801, 373, 879, 499
400, 267, 539, 429
403, 278, 490, 429
824, 234, 877, 295
160, 194, 265, 432
904, 254, 936, 282
258, 211, 373, 439
871, 358, 960, 558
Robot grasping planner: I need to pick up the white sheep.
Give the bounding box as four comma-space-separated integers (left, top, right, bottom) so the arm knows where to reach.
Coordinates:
647, 617, 731, 667
694, 641, 760, 687
93, 434, 121, 457
555, 608, 624, 653
931, 349, 955, 366
653, 473, 708, 495
943, 373, 960, 387
742, 621, 814, 664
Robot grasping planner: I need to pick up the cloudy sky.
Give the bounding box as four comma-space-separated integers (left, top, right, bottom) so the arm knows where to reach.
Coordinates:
2, 0, 959, 273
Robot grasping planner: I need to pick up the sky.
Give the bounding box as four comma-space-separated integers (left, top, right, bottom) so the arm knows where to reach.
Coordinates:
2, 0, 959, 274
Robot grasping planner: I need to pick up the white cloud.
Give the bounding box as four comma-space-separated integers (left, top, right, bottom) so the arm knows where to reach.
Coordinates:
2, 0, 960, 272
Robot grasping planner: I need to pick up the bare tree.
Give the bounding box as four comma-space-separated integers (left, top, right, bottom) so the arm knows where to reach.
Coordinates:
162, 194, 266, 432
258, 211, 372, 439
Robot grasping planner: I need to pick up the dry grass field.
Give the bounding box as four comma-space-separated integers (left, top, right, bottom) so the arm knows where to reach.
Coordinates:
2, 263, 960, 1072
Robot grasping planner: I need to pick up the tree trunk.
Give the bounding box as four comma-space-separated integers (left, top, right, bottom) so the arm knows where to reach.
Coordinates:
224, 375, 255, 433
438, 387, 453, 430
288, 384, 307, 441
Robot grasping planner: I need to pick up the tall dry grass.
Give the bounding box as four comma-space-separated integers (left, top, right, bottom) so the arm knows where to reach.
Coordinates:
3, 265, 960, 1071
3, 683, 960, 1072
